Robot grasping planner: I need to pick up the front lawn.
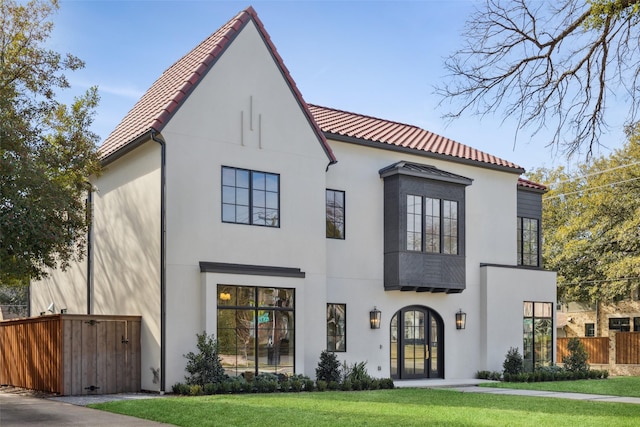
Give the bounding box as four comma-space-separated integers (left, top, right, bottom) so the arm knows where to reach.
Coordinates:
481, 375, 640, 397
90, 388, 640, 427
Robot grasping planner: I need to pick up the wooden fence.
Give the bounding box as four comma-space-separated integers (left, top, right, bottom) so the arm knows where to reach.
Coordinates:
557, 333, 640, 366
557, 337, 609, 364
615, 332, 640, 364
0, 314, 141, 395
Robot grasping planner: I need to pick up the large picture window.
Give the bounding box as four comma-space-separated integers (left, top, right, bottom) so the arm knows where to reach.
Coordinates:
326, 190, 345, 239
222, 166, 280, 227
327, 303, 346, 352
517, 217, 539, 266
407, 195, 458, 255
523, 302, 553, 371
217, 285, 294, 377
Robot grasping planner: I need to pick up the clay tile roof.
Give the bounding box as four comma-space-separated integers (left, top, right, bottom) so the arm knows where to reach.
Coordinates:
100, 7, 336, 164
517, 177, 547, 192
308, 104, 524, 173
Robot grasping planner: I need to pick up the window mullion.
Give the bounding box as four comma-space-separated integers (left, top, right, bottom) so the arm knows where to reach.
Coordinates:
420, 197, 427, 252
439, 199, 444, 254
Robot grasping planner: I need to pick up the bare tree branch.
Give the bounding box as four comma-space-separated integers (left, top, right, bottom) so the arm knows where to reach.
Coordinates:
437, 0, 640, 159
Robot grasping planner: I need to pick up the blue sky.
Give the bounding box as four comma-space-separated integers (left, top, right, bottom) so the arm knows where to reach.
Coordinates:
50, 0, 625, 173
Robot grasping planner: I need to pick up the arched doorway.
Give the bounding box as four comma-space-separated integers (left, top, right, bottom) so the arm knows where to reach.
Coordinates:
390, 306, 443, 379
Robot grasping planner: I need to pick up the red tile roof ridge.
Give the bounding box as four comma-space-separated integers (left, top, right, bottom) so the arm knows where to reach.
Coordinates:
308, 104, 523, 172
309, 104, 424, 133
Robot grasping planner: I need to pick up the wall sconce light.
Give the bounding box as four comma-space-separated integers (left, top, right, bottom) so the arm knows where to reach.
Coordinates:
455, 309, 466, 330
219, 292, 231, 301
370, 307, 381, 329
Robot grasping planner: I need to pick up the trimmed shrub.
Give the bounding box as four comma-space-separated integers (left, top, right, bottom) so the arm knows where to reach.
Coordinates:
316, 350, 342, 383
303, 378, 315, 391
184, 332, 228, 386
204, 382, 217, 395
563, 337, 589, 373
327, 380, 340, 390
290, 377, 303, 392
189, 384, 203, 396
228, 376, 248, 393
279, 377, 291, 392
172, 382, 190, 395
379, 378, 395, 389
503, 347, 524, 375
316, 380, 328, 391
253, 373, 279, 393
476, 370, 491, 379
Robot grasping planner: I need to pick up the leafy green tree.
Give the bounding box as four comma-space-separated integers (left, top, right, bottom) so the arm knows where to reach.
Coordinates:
0, 0, 101, 285
530, 124, 640, 303
438, 0, 640, 157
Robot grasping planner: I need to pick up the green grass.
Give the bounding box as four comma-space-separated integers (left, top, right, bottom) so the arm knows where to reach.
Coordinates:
481, 376, 640, 397
90, 388, 640, 427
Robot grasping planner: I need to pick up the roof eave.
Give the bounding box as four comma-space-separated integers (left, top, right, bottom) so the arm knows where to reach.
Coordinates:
100, 129, 156, 166
517, 184, 548, 194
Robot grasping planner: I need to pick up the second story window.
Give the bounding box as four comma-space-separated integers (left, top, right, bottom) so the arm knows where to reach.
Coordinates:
222, 166, 279, 227
517, 217, 539, 266
326, 189, 345, 239
407, 195, 458, 255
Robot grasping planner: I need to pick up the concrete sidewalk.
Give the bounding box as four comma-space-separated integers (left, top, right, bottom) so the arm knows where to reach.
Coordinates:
452, 385, 640, 405
394, 378, 640, 405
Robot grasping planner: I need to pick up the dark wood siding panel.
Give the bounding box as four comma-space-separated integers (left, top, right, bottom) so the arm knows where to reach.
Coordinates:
382, 168, 468, 293
517, 189, 542, 219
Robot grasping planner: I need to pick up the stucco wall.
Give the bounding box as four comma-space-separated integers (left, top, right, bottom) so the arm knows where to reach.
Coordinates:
30, 141, 162, 391
159, 21, 330, 387
481, 265, 557, 373
91, 142, 162, 391
322, 139, 548, 379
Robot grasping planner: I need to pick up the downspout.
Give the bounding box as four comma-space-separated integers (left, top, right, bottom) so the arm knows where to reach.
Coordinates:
151, 130, 167, 393
86, 184, 93, 314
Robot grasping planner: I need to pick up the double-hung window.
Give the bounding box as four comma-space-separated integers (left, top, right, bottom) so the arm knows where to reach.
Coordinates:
407, 195, 458, 255
222, 166, 279, 227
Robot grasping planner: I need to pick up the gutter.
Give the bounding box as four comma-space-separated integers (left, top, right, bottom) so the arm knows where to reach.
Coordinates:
150, 130, 167, 393
86, 184, 93, 314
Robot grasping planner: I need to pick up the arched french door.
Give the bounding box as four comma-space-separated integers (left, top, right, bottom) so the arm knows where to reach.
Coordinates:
390, 306, 444, 379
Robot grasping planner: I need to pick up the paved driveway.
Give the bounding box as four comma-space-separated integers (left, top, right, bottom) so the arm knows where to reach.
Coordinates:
0, 393, 174, 427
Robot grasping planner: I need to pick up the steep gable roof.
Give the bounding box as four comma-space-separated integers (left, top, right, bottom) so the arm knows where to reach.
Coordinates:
100, 7, 336, 164
308, 104, 524, 173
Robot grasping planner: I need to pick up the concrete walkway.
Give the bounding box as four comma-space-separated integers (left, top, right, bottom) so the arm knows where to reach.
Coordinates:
0, 392, 173, 427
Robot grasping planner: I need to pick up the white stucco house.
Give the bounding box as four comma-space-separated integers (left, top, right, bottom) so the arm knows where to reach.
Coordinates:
30, 7, 556, 392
